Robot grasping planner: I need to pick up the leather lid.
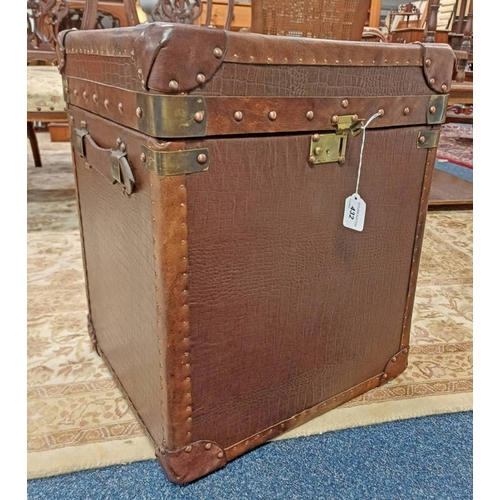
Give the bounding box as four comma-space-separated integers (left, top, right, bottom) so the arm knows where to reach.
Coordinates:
59, 23, 455, 96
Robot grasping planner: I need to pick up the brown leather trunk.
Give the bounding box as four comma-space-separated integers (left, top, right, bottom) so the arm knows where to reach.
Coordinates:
58, 23, 455, 484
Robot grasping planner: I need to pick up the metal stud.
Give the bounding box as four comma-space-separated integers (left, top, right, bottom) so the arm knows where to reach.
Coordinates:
314, 147, 322, 156
382, 373, 388, 380
118, 102, 124, 114
83, 91, 88, 100
213, 47, 223, 58
194, 111, 204, 123
312, 133, 320, 142
341, 99, 349, 108
104, 99, 110, 109
138, 68, 143, 76
306, 111, 314, 120
391, 356, 397, 363
73, 89, 78, 97
204, 443, 212, 450
197, 153, 207, 164
116, 138, 122, 146
217, 452, 224, 459
425, 58, 432, 67
140, 153, 146, 162
352, 114, 358, 121
169, 80, 179, 91
196, 73, 206, 84
308, 156, 317, 165
92, 94, 98, 104
378, 109, 385, 116
81, 120, 87, 129
441, 84, 448, 92
120, 143, 126, 152
403, 107, 410, 115
185, 446, 193, 453
429, 106, 437, 114
429, 77, 436, 85
135, 107, 142, 118
419, 135, 426, 144
331, 115, 339, 124
268, 111, 277, 121
338, 155, 346, 164
234, 111, 243, 121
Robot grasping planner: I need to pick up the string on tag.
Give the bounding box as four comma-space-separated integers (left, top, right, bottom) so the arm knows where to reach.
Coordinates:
355, 110, 383, 195
343, 110, 382, 232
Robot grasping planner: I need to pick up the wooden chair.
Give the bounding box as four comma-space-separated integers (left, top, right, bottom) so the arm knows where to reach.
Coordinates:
27, 0, 72, 167
246, 0, 386, 41
27, 0, 142, 167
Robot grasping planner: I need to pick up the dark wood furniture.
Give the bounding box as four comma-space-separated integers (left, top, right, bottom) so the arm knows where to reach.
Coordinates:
27, 0, 143, 167
27, 0, 72, 167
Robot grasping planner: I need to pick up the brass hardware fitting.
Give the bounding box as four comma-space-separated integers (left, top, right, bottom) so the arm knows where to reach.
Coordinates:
309, 114, 364, 166
141, 146, 210, 176
417, 130, 440, 149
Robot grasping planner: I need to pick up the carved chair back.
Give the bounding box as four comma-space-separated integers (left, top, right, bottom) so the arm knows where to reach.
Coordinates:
248, 0, 371, 40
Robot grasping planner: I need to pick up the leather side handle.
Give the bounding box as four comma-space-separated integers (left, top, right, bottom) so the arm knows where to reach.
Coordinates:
72, 127, 136, 196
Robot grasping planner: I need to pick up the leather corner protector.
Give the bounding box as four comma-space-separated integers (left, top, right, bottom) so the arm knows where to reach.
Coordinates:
156, 440, 227, 485
145, 25, 228, 94
380, 347, 410, 385
417, 42, 455, 94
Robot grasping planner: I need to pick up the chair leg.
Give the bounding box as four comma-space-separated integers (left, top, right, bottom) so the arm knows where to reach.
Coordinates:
27, 121, 42, 167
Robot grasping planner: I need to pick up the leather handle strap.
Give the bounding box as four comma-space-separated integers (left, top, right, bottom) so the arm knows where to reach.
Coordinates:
72, 127, 136, 196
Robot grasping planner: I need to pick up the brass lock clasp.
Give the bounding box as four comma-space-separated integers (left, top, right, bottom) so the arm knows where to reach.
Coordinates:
308, 115, 364, 166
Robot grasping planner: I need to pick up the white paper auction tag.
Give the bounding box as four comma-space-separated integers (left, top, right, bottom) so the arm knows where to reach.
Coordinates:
343, 193, 366, 232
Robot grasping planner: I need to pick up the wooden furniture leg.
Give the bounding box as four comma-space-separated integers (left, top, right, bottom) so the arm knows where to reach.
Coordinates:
27, 122, 42, 168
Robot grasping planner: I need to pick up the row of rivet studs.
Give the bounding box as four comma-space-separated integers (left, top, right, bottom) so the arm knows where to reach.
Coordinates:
228, 106, 392, 125
231, 53, 422, 66
183, 443, 224, 459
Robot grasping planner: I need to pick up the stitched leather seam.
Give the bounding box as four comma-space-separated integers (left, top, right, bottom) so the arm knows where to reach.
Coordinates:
224, 374, 382, 460
150, 175, 167, 448
70, 114, 94, 332
152, 174, 193, 448
177, 178, 194, 443
400, 145, 435, 347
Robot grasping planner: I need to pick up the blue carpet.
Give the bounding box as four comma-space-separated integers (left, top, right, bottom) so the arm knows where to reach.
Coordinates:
435, 159, 473, 183
27, 411, 472, 500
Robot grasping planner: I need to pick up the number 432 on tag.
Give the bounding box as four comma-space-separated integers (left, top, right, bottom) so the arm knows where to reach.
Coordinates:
343, 193, 366, 232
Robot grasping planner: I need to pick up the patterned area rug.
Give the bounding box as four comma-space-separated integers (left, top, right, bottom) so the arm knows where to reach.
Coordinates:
436, 123, 473, 169
27, 133, 473, 479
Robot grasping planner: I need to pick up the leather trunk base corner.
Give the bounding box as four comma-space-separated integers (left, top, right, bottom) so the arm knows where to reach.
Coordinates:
60, 22, 454, 485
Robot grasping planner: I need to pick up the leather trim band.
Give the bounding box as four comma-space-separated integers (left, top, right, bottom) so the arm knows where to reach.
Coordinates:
400, 142, 437, 348
225, 374, 382, 461
65, 77, 447, 138
150, 166, 193, 450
